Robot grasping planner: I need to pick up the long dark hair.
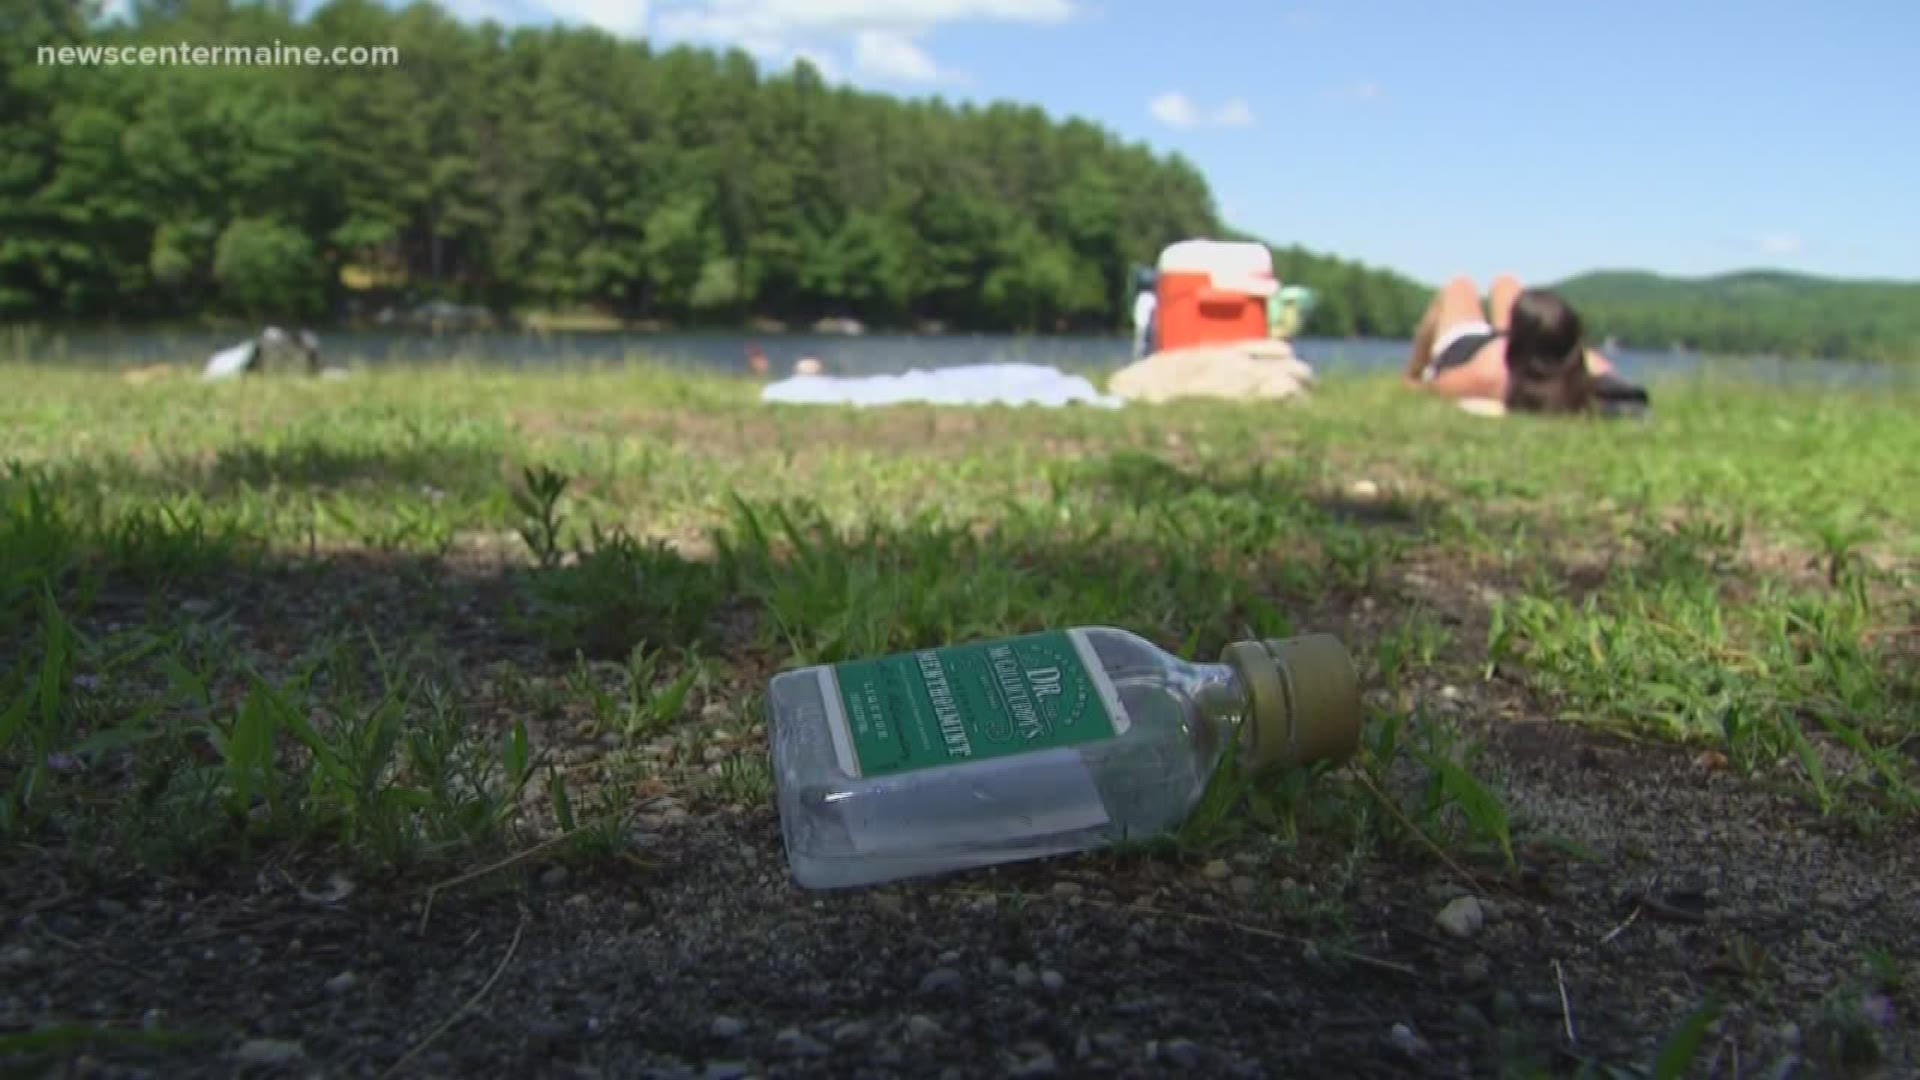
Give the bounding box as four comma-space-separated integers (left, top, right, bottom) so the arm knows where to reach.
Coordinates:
1504, 290, 1594, 414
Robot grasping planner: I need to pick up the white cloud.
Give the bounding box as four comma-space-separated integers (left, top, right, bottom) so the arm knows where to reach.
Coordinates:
657, 0, 1071, 37
641, 0, 1074, 85
1212, 98, 1256, 128
535, 0, 649, 36
652, 1, 1072, 47
1150, 92, 1257, 130
853, 28, 940, 81
1149, 92, 1201, 129
1331, 80, 1384, 103
1758, 232, 1803, 256
439, 0, 1068, 86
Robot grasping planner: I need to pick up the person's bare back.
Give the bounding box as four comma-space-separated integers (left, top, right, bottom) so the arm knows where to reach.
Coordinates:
1405, 275, 1615, 412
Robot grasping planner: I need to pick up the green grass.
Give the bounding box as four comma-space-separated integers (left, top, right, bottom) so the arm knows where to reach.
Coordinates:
2, 363, 1916, 884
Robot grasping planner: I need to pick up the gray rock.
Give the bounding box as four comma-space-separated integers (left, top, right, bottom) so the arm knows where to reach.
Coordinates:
528, 1020, 573, 1050
0, 946, 35, 969
1390, 1023, 1430, 1056
701, 1064, 750, 1080
709, 1016, 747, 1038
540, 865, 571, 889
1052, 881, 1083, 899
1008, 1047, 1058, 1078
1229, 876, 1257, 900
1092, 1032, 1128, 1055
1040, 969, 1066, 993
773, 1027, 829, 1057
832, 1020, 873, 1044
1436, 896, 1486, 939
1202, 859, 1232, 881
324, 971, 357, 995
231, 1039, 305, 1065
1012, 962, 1037, 989
917, 967, 964, 995
906, 1015, 944, 1042
1161, 1039, 1204, 1068
1221, 1054, 1266, 1080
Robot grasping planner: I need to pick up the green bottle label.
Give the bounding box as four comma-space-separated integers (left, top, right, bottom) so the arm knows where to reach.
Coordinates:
818, 629, 1127, 779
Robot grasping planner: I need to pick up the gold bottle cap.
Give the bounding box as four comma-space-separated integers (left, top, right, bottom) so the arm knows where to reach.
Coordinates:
1221, 633, 1361, 771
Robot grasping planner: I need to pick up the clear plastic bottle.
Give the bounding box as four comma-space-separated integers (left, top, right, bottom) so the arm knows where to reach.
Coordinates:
767, 628, 1360, 889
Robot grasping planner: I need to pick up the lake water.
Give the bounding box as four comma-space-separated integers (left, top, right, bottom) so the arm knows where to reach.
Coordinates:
9, 327, 1913, 389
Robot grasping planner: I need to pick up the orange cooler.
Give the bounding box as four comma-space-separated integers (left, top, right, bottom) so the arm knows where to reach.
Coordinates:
1154, 240, 1278, 352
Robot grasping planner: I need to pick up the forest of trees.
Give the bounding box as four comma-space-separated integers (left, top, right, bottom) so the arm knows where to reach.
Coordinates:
0, 0, 1427, 337
1264, 241, 1428, 341
3, 0, 1913, 359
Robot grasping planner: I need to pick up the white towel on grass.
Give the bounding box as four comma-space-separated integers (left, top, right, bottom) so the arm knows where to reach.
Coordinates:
761, 363, 1122, 409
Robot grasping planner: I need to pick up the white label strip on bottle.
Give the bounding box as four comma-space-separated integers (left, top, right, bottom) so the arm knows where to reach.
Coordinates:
816, 666, 862, 779
842, 748, 1112, 855
1067, 628, 1132, 734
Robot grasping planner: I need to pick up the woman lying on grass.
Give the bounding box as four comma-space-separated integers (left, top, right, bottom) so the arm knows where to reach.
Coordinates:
1404, 274, 1616, 414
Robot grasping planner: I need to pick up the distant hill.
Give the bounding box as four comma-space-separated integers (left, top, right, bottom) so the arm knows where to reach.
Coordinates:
1218, 256, 1920, 364
1554, 270, 1920, 362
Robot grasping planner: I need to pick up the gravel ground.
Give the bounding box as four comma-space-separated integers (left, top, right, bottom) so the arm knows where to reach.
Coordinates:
4, 559, 1913, 1079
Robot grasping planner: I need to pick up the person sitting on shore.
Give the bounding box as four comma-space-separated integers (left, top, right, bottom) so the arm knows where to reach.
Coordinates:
1131, 269, 1159, 359
1404, 275, 1614, 413
203, 326, 323, 381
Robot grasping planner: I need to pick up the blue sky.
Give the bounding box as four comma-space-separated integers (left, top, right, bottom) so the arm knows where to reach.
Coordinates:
304, 0, 1919, 285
